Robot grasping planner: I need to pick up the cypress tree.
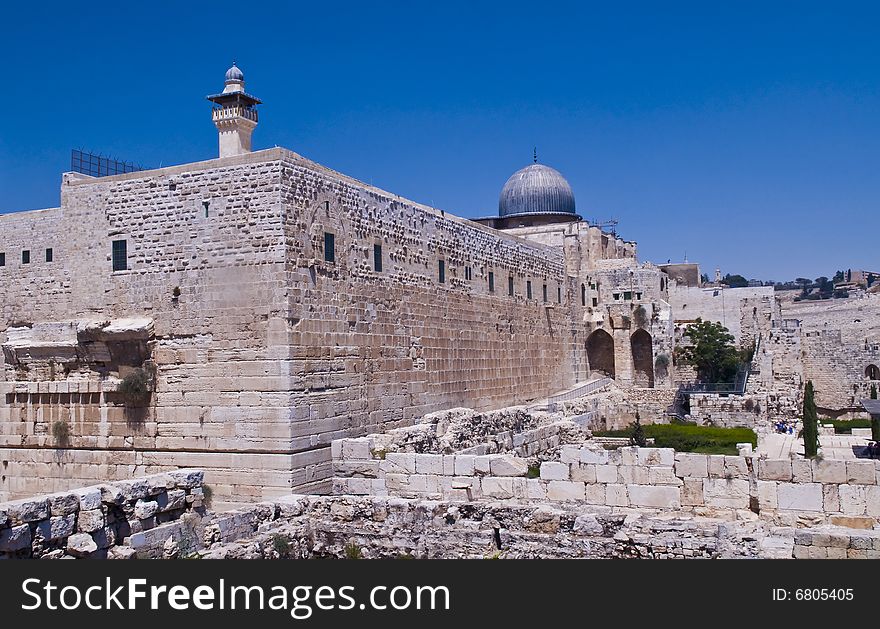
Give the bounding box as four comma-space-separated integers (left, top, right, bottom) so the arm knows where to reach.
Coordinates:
802, 381, 819, 458
871, 384, 877, 400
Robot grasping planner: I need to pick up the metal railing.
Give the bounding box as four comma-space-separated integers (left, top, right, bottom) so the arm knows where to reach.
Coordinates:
679, 367, 748, 395
547, 377, 612, 404
71, 149, 145, 178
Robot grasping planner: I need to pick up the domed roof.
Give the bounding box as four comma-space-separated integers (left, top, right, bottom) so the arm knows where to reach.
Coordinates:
225, 63, 244, 82
498, 162, 576, 217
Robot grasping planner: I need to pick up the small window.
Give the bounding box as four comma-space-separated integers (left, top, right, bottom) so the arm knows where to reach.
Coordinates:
636, 292, 642, 300
488, 272, 495, 292
592, 297, 598, 307
542, 284, 547, 303
508, 276, 514, 296
373, 244, 382, 272
0, 252, 5, 267
624, 291, 632, 300
111, 240, 127, 271
203, 200, 210, 218
22, 250, 30, 264
613, 293, 620, 300
557, 286, 562, 303
581, 284, 586, 306
527, 280, 532, 300
465, 266, 472, 281
439, 259, 445, 283
45, 248, 53, 263
324, 232, 335, 263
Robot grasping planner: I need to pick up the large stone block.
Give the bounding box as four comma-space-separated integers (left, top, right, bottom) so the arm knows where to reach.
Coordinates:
674, 453, 708, 479
415, 454, 443, 475
48, 492, 80, 517
454, 455, 475, 476
480, 477, 517, 500
595, 464, 618, 483
35, 514, 76, 541
605, 484, 629, 506
647, 466, 683, 486
384, 452, 416, 474
756, 480, 777, 511
845, 461, 875, 485
617, 465, 649, 484
540, 461, 570, 481
822, 484, 840, 513
681, 478, 705, 506
74, 487, 102, 511
0, 523, 31, 552
77, 509, 105, 533
812, 459, 846, 484
702, 478, 750, 509
869, 487, 880, 518
636, 447, 675, 466
757, 459, 792, 482
490, 456, 528, 477
838, 484, 868, 516
723, 456, 750, 479
580, 448, 609, 465
777, 483, 823, 512
6, 497, 49, 524
626, 485, 680, 509
570, 463, 597, 484
791, 459, 812, 483
546, 480, 586, 502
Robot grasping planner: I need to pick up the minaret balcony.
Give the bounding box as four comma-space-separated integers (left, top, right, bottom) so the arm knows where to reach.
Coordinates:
212, 106, 258, 123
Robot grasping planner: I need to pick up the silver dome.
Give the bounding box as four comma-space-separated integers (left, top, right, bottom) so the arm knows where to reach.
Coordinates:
225, 63, 244, 82
498, 163, 576, 217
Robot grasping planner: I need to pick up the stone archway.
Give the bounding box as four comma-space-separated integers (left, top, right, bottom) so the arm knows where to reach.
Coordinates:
586, 329, 615, 379
866, 364, 879, 380
630, 329, 655, 388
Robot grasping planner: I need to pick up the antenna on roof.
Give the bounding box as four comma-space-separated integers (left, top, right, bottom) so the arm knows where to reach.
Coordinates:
533, 147, 538, 164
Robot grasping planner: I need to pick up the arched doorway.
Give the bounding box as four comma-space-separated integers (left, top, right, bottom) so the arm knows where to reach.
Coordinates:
631, 329, 655, 388
586, 329, 615, 378
866, 364, 880, 380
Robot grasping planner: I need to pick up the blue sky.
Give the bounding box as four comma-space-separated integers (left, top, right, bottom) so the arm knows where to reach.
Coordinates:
2, 1, 878, 280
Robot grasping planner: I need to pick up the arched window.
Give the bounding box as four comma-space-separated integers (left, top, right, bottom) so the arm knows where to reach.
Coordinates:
866, 364, 880, 380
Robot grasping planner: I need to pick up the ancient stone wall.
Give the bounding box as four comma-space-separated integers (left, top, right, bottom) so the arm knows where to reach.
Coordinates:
667, 284, 775, 345
0, 469, 204, 559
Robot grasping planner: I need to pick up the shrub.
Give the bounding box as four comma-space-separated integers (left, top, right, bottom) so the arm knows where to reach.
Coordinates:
51, 421, 70, 447
344, 542, 362, 560
633, 305, 649, 329
827, 418, 871, 434
802, 381, 820, 458
654, 353, 670, 370
629, 414, 647, 447
271, 533, 291, 559
118, 368, 152, 407
526, 463, 540, 479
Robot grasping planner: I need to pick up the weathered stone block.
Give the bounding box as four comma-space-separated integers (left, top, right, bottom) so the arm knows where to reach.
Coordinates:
67, 533, 98, 557
681, 478, 704, 506
845, 460, 875, 485
134, 499, 159, 521
756, 480, 777, 511
0, 523, 31, 552
168, 469, 204, 490
75, 487, 102, 511
48, 492, 80, 517
757, 459, 792, 482
454, 455, 475, 476
777, 483, 823, 512
559, 446, 580, 464
838, 484, 868, 515
7, 497, 49, 523
341, 439, 372, 460
605, 484, 629, 506
636, 447, 674, 466
647, 466, 683, 486
35, 514, 76, 541
77, 509, 105, 533
707, 455, 725, 478
868, 487, 880, 517
385, 452, 416, 474
490, 455, 528, 477
627, 485, 680, 509
579, 448, 609, 465
674, 453, 708, 479
570, 463, 597, 484
546, 480, 586, 502
525, 479, 547, 500
595, 464, 618, 483
618, 465, 649, 484
812, 459, 846, 484
479, 477, 516, 500
415, 454, 443, 475
791, 459, 812, 483
829, 515, 874, 530
723, 456, 749, 479
583, 483, 605, 504
540, 461, 570, 481
473, 456, 491, 474
702, 478, 750, 509
573, 514, 603, 535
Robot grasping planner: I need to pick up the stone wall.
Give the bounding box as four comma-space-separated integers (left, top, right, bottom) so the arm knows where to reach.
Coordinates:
0, 148, 602, 505
0, 469, 204, 559
667, 285, 775, 345
331, 441, 880, 527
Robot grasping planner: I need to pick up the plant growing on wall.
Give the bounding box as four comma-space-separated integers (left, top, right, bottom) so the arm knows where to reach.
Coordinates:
633, 305, 649, 329
802, 380, 820, 458
629, 413, 647, 447
654, 353, 670, 372
118, 368, 153, 407
51, 420, 70, 447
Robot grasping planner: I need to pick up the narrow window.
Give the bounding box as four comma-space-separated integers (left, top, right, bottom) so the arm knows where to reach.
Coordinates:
22, 250, 30, 264
527, 280, 532, 300
439, 259, 445, 283
508, 276, 514, 296
592, 297, 598, 307
0, 252, 5, 267
203, 200, 210, 218
557, 286, 562, 303
624, 291, 632, 300
613, 293, 620, 300
111, 240, 127, 271
488, 271, 495, 292
373, 244, 382, 272
323, 232, 335, 263
581, 284, 586, 306
465, 266, 472, 281
45, 248, 53, 263
636, 292, 642, 300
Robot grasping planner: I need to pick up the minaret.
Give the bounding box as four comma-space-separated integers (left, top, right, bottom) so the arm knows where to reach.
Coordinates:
207, 62, 261, 158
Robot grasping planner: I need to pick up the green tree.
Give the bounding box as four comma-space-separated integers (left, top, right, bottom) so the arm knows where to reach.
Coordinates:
871, 384, 879, 441
832, 270, 845, 283
675, 319, 740, 383
629, 413, 647, 447
802, 381, 820, 458
721, 273, 748, 288
871, 384, 877, 400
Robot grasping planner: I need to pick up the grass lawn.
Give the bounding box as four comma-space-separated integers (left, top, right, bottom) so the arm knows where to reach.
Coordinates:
824, 418, 872, 434
593, 423, 757, 455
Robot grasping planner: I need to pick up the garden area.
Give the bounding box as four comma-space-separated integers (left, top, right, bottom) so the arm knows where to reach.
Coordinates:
593, 423, 757, 455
